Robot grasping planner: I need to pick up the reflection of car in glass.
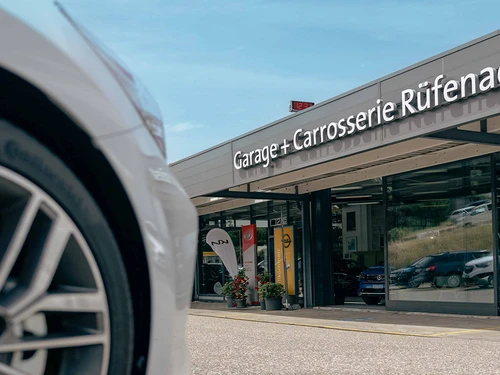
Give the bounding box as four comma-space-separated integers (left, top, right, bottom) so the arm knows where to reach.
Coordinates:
449, 206, 474, 223
469, 199, 492, 207
460, 203, 492, 227
449, 200, 491, 224
462, 254, 497, 287
358, 266, 385, 305
390, 251, 490, 288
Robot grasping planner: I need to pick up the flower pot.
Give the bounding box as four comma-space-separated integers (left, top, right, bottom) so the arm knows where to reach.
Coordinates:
260, 300, 266, 310
235, 299, 247, 308
265, 297, 283, 311
226, 297, 235, 308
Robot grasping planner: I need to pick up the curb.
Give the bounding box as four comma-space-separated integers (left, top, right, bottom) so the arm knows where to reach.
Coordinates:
312, 306, 500, 320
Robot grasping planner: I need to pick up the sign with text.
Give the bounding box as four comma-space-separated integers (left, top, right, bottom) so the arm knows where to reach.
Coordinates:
206, 228, 238, 277
270, 217, 287, 227
273, 225, 295, 296
242, 224, 258, 305
233, 65, 500, 170
289, 100, 315, 112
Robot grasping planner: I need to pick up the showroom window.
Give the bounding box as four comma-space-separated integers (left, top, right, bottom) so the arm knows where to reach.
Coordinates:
289, 201, 304, 302
198, 212, 225, 295
387, 156, 494, 304
222, 207, 250, 268
252, 202, 270, 274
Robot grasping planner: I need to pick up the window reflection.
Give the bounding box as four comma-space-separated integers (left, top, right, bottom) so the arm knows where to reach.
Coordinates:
198, 213, 227, 295
387, 156, 494, 304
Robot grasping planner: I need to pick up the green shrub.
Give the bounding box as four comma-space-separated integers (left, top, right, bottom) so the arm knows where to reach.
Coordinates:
221, 281, 236, 298
259, 282, 285, 299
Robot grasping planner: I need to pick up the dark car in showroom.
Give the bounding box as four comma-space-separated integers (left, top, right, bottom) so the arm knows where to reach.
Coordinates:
358, 266, 385, 305
334, 258, 365, 297
390, 250, 490, 289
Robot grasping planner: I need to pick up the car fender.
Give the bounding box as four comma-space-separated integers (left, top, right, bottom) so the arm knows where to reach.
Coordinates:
0, 3, 143, 138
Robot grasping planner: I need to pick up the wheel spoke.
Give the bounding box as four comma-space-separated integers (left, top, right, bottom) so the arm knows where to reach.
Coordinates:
0, 196, 41, 291
5, 215, 71, 318
11, 292, 106, 325
0, 362, 30, 375
0, 165, 111, 375
0, 333, 106, 353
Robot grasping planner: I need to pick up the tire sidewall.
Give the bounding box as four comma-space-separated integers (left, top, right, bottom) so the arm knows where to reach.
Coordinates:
0, 119, 134, 375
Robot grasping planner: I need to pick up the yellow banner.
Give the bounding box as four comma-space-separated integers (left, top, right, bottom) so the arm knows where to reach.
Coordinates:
274, 226, 295, 295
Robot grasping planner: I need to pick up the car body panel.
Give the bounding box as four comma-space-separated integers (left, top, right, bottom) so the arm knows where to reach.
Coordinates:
1, 3, 198, 374
96, 126, 198, 373
460, 203, 492, 227
448, 206, 474, 223
463, 254, 496, 281
0, 3, 142, 138
358, 266, 385, 297
390, 251, 490, 288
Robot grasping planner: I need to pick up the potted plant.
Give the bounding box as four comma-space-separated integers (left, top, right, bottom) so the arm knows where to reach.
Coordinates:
222, 281, 236, 308
256, 271, 272, 310
259, 282, 285, 311
233, 269, 249, 308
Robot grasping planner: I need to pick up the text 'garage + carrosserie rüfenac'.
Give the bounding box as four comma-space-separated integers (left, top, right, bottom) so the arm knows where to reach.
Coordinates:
233, 66, 499, 170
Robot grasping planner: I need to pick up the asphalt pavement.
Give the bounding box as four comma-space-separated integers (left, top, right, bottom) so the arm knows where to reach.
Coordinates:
187, 301, 500, 374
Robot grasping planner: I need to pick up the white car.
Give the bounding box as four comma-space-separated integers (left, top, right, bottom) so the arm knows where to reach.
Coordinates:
0, 2, 198, 374
462, 254, 496, 286
460, 203, 492, 227
448, 206, 474, 223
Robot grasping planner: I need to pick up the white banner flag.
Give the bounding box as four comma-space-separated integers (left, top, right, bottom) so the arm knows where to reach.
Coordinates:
206, 228, 239, 277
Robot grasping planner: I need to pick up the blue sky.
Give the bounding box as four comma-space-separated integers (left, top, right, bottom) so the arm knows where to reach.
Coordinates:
62, 0, 500, 163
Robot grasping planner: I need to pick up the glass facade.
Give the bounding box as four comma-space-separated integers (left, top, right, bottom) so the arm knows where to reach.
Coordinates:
252, 202, 269, 275
196, 200, 305, 304
195, 152, 500, 314
387, 156, 494, 305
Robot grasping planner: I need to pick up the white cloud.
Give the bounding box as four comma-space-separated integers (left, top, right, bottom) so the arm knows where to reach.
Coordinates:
166, 122, 203, 133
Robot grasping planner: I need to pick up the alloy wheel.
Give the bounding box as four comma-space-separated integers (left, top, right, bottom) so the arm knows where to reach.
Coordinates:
446, 275, 462, 288
0, 166, 110, 374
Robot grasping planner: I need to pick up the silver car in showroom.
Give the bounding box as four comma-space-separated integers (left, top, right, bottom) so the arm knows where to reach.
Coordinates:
0, 2, 198, 374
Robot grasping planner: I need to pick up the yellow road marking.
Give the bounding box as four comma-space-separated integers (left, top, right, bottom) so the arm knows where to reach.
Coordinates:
426, 325, 500, 337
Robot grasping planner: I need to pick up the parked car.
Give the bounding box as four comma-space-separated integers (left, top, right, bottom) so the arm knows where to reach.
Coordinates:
460, 203, 492, 227
390, 251, 490, 289
0, 3, 198, 374
449, 200, 491, 224
358, 266, 385, 305
468, 199, 492, 207
334, 258, 365, 297
448, 206, 474, 223
462, 254, 498, 287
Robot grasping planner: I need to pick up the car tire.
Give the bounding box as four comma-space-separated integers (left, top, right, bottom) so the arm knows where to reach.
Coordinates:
362, 296, 382, 305
488, 275, 493, 285
407, 279, 421, 288
446, 274, 462, 288
0, 119, 134, 374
